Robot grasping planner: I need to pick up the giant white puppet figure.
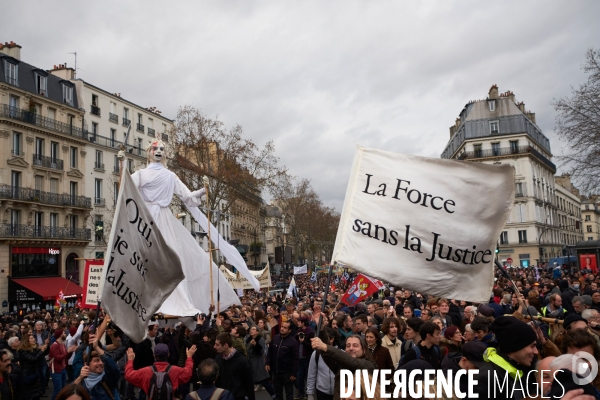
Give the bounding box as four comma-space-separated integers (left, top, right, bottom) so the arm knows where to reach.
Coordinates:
128, 139, 240, 315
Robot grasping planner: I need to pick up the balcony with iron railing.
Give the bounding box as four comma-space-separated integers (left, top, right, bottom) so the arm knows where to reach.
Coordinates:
113, 165, 120, 173
161, 133, 169, 142
94, 161, 105, 171
88, 133, 147, 158
0, 224, 91, 241
109, 113, 118, 123
33, 154, 64, 171
136, 123, 144, 133
457, 145, 556, 173
0, 105, 87, 139
0, 185, 92, 208
91, 105, 101, 116
148, 128, 155, 137
122, 118, 131, 127
515, 187, 528, 198
94, 197, 106, 206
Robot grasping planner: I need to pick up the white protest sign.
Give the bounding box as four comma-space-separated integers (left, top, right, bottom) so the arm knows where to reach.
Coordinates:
101, 170, 185, 343
332, 146, 514, 302
293, 265, 308, 275
81, 260, 104, 308
219, 266, 272, 290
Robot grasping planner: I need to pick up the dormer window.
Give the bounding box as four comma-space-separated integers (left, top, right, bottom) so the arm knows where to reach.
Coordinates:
490, 120, 499, 134
36, 74, 47, 96
3, 60, 18, 87
488, 100, 495, 112
63, 84, 73, 106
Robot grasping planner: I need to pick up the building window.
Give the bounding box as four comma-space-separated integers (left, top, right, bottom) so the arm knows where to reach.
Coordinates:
589, 237, 594, 241
92, 94, 99, 106
95, 150, 103, 170
516, 204, 526, 223
62, 84, 73, 106
10, 209, 20, 226
586, 215, 591, 221
491, 142, 500, 156
113, 182, 118, 205
500, 231, 508, 245
50, 141, 59, 160
11, 171, 21, 189
137, 113, 142, 124
473, 144, 482, 158
12, 132, 22, 156
490, 121, 499, 134
95, 215, 104, 242
128, 159, 134, 173
34, 137, 43, 157
70, 147, 78, 168
70, 215, 78, 231
114, 154, 119, 173
92, 122, 98, 135
70, 181, 78, 197
518, 230, 527, 244
50, 178, 58, 194
34, 175, 44, 192
4, 60, 18, 86
488, 100, 495, 112
510, 140, 519, 154
124, 132, 129, 145
36, 74, 47, 95
588, 225, 593, 233
516, 182, 524, 197
95, 179, 103, 205
50, 213, 58, 231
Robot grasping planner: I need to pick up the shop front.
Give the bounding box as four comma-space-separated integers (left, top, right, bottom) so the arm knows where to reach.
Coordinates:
8, 276, 83, 313
11, 246, 61, 277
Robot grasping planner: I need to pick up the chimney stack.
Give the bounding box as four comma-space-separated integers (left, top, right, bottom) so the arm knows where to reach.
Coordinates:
488, 84, 498, 99
518, 102, 525, 113
526, 111, 536, 124
48, 63, 75, 80
0, 41, 22, 60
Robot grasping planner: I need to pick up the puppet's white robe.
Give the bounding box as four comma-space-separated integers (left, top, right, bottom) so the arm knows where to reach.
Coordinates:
131, 163, 240, 315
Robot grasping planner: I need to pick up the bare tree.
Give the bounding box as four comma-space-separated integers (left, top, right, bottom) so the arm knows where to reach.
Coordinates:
554, 48, 600, 194
170, 106, 287, 220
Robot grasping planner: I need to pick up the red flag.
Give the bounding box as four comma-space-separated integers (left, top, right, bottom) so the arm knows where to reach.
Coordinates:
341, 274, 381, 306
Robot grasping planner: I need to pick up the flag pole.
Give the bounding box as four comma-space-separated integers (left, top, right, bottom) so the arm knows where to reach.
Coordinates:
204, 179, 214, 309
316, 264, 333, 337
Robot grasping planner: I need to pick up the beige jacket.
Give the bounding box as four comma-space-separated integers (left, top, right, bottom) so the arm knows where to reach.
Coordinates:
380, 334, 402, 367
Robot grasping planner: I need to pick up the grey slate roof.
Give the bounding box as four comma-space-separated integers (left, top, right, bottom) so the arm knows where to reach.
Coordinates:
0, 53, 79, 109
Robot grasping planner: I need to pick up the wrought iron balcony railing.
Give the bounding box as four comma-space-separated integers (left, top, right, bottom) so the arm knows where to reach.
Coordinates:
91, 105, 101, 116
94, 161, 105, 170
94, 198, 106, 206
457, 145, 556, 173
136, 123, 144, 133
33, 154, 64, 171
0, 185, 92, 208
148, 128, 155, 137
0, 105, 87, 139
0, 224, 91, 241
122, 118, 131, 127
161, 133, 169, 142
109, 113, 118, 123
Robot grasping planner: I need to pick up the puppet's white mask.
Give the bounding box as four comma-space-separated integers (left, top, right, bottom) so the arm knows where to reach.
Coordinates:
148, 140, 165, 163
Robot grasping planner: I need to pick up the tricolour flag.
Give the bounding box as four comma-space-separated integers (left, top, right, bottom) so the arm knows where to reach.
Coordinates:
341, 274, 383, 306
332, 146, 514, 302
294, 265, 308, 275
100, 170, 185, 343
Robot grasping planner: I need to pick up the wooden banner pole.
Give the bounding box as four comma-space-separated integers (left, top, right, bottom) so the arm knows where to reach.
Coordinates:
204, 180, 214, 309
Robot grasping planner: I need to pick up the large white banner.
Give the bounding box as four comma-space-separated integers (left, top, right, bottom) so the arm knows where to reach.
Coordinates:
332, 147, 514, 302
219, 266, 272, 290
293, 265, 307, 275
101, 171, 184, 343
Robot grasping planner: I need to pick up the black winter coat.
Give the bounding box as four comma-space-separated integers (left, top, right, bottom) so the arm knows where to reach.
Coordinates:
215, 351, 255, 400
266, 334, 299, 375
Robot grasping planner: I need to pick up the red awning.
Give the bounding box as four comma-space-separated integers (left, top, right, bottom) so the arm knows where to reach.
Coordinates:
12, 277, 83, 301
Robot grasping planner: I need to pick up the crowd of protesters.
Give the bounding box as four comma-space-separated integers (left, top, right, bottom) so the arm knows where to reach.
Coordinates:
0, 262, 600, 399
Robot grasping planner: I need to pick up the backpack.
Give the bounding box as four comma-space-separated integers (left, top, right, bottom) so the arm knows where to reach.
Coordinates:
400, 345, 440, 364
148, 365, 173, 400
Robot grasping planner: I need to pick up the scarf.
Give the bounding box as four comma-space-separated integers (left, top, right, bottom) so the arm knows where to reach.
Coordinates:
222, 348, 237, 361
84, 371, 105, 392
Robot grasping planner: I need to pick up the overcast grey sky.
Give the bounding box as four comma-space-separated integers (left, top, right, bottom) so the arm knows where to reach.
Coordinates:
4, 1, 599, 210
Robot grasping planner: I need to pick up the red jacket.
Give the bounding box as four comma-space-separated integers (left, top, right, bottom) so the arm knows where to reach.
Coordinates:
49, 341, 68, 373
125, 357, 193, 395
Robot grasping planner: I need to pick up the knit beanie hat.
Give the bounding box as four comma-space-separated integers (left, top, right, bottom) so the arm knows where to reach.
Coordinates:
444, 325, 459, 340
490, 316, 537, 354
54, 329, 64, 339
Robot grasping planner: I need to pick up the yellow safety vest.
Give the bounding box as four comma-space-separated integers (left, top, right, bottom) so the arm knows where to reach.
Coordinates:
483, 347, 523, 380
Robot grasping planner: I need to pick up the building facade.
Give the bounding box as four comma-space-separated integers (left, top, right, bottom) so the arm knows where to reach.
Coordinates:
49, 70, 175, 261
441, 85, 580, 267
0, 43, 90, 311
582, 198, 600, 242
554, 175, 583, 249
